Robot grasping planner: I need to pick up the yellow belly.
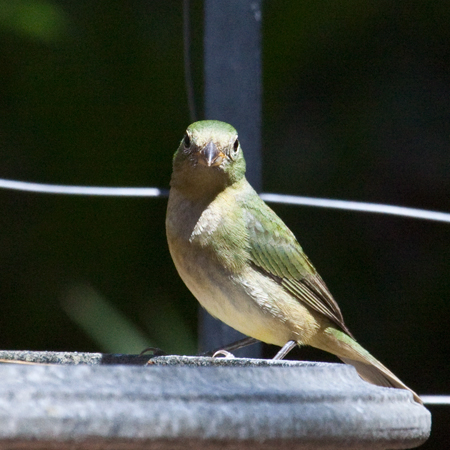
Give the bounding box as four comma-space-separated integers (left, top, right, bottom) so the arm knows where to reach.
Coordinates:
168, 236, 318, 347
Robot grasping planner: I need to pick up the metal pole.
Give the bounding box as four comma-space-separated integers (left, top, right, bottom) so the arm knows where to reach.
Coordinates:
201, 0, 262, 356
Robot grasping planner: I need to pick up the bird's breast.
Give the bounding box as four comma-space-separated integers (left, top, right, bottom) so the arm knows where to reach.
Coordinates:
166, 188, 315, 346
166, 187, 248, 271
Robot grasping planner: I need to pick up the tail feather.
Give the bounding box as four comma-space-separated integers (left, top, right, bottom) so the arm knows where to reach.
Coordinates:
340, 357, 422, 404
314, 328, 422, 404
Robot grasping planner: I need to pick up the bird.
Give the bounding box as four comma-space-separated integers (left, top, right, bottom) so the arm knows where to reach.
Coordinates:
166, 119, 422, 404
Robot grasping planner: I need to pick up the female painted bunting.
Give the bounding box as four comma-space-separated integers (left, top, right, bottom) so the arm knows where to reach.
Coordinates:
166, 120, 421, 404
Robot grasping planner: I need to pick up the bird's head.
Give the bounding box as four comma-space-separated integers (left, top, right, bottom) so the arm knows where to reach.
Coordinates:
171, 120, 246, 196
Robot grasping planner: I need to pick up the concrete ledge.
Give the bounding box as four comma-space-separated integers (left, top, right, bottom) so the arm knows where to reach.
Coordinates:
0, 352, 431, 449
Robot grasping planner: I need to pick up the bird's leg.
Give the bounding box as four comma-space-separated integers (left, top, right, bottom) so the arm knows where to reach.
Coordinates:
199, 336, 260, 357
273, 340, 297, 360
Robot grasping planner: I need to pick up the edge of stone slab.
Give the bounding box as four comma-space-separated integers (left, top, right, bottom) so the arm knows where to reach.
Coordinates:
0, 351, 431, 448
0, 350, 332, 367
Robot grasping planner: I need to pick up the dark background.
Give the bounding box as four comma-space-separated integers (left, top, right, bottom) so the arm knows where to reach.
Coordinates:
0, 1, 448, 447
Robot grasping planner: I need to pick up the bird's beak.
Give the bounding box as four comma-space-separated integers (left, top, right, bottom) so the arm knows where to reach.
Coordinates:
198, 141, 224, 167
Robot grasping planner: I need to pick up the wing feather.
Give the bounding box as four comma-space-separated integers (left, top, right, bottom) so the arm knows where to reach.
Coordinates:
242, 194, 352, 336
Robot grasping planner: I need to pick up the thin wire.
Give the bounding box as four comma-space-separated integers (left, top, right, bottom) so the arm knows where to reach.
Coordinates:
1, 177, 450, 224
0, 178, 168, 197
260, 192, 450, 224
183, 0, 197, 122
421, 395, 450, 405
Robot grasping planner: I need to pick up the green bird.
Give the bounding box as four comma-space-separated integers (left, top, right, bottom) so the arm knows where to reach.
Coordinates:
166, 120, 421, 404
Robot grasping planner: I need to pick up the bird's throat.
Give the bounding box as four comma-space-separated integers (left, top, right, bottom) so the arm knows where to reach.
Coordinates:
170, 165, 229, 204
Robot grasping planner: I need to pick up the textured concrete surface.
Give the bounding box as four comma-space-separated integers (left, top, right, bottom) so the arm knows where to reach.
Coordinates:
0, 352, 431, 449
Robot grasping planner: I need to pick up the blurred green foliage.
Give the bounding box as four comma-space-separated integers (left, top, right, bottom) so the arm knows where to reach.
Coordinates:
0, 4, 449, 445
0, 0, 66, 42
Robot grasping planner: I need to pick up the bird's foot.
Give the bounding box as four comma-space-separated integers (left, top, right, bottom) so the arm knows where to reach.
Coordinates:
198, 336, 259, 357
212, 349, 236, 359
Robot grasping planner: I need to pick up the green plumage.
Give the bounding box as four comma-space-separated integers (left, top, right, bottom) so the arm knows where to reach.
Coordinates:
166, 120, 421, 404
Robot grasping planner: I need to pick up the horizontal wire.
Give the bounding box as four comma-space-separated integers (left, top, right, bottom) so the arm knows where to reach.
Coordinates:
0, 178, 169, 197
260, 193, 450, 224
421, 395, 450, 405
1, 177, 450, 224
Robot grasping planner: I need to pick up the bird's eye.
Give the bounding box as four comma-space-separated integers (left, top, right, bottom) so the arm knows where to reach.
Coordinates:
183, 133, 191, 148
230, 137, 239, 158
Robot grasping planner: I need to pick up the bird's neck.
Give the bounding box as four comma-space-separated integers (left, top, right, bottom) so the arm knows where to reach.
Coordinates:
170, 167, 230, 204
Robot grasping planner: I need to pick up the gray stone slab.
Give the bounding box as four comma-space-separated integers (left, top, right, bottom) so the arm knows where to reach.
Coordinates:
0, 352, 431, 449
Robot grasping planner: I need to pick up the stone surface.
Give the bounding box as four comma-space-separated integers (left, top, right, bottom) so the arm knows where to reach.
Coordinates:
0, 352, 431, 449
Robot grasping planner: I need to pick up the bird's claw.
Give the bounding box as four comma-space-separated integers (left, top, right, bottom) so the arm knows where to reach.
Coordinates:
212, 349, 236, 359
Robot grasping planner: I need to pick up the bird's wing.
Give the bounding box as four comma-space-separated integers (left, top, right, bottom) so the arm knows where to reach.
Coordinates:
242, 195, 352, 336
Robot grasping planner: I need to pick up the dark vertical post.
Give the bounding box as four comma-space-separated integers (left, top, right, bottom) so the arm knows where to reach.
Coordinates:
200, 0, 262, 357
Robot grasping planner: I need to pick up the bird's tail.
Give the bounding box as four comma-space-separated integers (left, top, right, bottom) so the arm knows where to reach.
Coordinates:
314, 327, 422, 404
